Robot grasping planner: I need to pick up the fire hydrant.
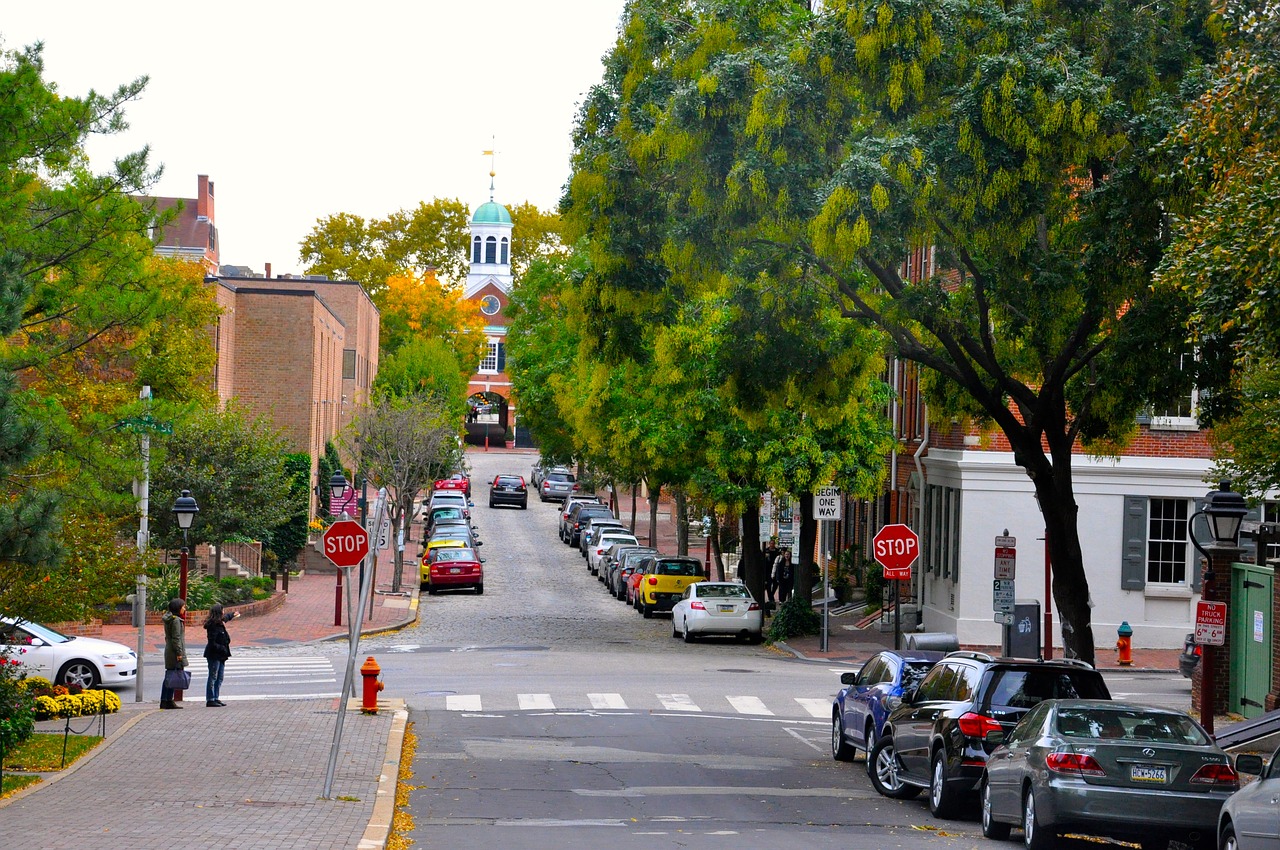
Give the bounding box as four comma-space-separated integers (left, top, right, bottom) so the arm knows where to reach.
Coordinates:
361, 656, 384, 714
1116, 621, 1133, 666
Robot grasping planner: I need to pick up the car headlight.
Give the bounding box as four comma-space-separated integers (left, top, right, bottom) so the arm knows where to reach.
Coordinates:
104, 651, 136, 661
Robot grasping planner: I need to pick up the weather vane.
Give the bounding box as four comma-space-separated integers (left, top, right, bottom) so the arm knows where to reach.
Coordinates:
482, 137, 497, 200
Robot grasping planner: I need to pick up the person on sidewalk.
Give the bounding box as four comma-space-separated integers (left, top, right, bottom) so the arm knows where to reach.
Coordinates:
773, 551, 794, 604
160, 598, 187, 709
202, 604, 238, 707
761, 538, 780, 603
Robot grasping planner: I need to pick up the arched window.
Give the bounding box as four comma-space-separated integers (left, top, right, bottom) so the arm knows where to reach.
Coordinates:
500, 237, 509, 265
485, 236, 497, 264
472, 236, 482, 264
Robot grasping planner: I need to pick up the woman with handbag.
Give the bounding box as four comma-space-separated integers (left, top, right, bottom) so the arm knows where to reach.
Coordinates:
160, 598, 189, 709
202, 604, 237, 707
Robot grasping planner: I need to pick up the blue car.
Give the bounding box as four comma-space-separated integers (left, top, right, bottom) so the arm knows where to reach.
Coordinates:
832, 649, 943, 774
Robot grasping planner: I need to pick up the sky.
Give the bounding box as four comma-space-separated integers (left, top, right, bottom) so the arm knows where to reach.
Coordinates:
1, 1, 627, 273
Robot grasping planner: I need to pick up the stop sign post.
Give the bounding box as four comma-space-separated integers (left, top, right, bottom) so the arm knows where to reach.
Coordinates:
873, 524, 919, 580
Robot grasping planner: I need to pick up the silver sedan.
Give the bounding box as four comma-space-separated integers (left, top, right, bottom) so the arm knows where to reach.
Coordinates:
670, 582, 763, 643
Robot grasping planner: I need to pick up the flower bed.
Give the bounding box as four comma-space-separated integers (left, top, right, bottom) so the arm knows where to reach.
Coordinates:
23, 677, 121, 720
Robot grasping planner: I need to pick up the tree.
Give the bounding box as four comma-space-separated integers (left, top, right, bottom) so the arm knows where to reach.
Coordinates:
350, 394, 462, 592
378, 270, 487, 363
374, 337, 468, 415
565, 0, 1221, 663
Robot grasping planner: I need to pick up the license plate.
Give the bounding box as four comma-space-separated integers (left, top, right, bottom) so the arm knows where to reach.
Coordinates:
450, 567, 461, 574
1130, 765, 1167, 783
718, 605, 735, 613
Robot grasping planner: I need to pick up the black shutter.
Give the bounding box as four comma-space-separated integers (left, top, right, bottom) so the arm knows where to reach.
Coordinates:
496, 342, 506, 372
1121, 496, 1147, 590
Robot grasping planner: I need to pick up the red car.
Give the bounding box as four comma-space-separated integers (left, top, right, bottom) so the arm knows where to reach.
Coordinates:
433, 472, 471, 498
425, 547, 483, 595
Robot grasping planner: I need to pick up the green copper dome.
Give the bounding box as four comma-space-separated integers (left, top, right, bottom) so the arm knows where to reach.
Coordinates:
471, 201, 512, 225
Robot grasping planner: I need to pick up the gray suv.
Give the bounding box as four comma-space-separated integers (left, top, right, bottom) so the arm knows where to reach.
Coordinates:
538, 470, 578, 502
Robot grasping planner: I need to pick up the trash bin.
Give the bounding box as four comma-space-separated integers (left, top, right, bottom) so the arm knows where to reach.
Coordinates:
906, 632, 959, 652
1003, 600, 1041, 659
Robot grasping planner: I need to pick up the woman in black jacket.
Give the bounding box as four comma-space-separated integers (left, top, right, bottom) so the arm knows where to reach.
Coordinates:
202, 604, 237, 707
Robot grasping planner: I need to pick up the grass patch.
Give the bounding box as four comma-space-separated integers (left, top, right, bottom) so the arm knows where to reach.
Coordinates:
1, 773, 42, 798
2, 733, 103, 771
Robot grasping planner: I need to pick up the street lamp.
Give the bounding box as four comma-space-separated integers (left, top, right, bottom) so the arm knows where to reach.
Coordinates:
171, 490, 199, 602
329, 471, 349, 517
1190, 480, 1248, 735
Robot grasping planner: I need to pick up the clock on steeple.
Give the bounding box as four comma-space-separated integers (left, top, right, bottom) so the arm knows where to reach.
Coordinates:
479, 294, 501, 316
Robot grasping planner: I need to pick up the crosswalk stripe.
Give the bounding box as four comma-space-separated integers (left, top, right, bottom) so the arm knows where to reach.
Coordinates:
447, 694, 483, 711
795, 698, 830, 718
726, 696, 773, 715
588, 693, 627, 710
657, 693, 701, 712
518, 693, 555, 710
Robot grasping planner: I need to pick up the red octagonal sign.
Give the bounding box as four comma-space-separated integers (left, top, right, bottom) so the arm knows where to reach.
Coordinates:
872, 524, 919, 580
322, 519, 370, 568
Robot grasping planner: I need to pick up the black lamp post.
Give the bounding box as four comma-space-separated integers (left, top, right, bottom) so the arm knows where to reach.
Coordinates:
171, 490, 199, 602
1190, 481, 1248, 735
329, 471, 350, 518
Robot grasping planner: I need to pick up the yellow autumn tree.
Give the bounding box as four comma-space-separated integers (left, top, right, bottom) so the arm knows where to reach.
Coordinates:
379, 269, 487, 370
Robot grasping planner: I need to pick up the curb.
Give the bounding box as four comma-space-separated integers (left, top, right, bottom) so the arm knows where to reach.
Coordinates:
357, 699, 408, 850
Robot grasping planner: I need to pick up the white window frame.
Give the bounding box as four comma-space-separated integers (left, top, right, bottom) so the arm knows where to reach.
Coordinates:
478, 339, 499, 374
1149, 351, 1199, 431
1146, 497, 1191, 587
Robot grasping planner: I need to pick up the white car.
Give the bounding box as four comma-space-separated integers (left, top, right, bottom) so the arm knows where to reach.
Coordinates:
588, 532, 639, 575
670, 582, 763, 644
428, 492, 471, 518
0, 616, 138, 688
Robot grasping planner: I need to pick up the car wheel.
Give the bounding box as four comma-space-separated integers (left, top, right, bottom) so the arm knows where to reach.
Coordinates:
863, 723, 879, 776
642, 601, 654, 619
520, 501, 527, 509
57, 660, 100, 689
672, 621, 681, 638
489, 499, 495, 508
981, 778, 1011, 840
929, 749, 961, 819
1023, 788, 1056, 850
831, 713, 856, 762
1220, 822, 1238, 850
475, 583, 483, 595
683, 623, 695, 643
867, 736, 921, 800
427, 586, 438, 595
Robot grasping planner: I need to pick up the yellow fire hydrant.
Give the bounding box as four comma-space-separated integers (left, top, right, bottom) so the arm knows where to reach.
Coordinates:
361, 656, 384, 714
1116, 621, 1133, 667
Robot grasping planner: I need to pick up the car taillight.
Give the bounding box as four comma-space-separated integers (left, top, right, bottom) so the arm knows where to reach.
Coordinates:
956, 712, 1003, 738
690, 601, 705, 610
1045, 752, 1106, 776
572, 483, 580, 491
747, 602, 760, 611
648, 576, 658, 585
1190, 763, 1239, 787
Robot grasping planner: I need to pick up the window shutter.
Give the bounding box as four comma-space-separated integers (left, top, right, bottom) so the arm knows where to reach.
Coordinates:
496, 343, 506, 372
1121, 496, 1147, 590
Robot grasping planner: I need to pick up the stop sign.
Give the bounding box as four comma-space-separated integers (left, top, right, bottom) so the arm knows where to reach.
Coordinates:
322, 519, 370, 568
872, 524, 919, 580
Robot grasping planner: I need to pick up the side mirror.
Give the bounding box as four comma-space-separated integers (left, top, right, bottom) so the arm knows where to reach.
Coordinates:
985, 729, 1006, 745
475, 541, 483, 546
900, 688, 917, 705
1235, 753, 1265, 776
479, 558, 487, 564
840, 672, 858, 686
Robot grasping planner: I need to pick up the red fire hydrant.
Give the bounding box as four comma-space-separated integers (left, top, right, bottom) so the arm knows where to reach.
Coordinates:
361, 656, 383, 714
1116, 621, 1133, 666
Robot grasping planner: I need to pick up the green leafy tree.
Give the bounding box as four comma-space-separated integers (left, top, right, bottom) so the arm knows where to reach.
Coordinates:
268, 453, 313, 569
374, 337, 468, 416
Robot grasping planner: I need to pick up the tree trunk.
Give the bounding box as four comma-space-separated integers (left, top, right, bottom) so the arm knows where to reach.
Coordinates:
647, 480, 661, 548
214, 541, 222, 581
740, 502, 765, 603
797, 492, 817, 603
709, 509, 723, 581
630, 485, 637, 534
675, 490, 688, 556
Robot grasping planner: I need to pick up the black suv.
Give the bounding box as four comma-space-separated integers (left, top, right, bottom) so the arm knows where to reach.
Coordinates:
564, 502, 614, 547
868, 651, 1110, 818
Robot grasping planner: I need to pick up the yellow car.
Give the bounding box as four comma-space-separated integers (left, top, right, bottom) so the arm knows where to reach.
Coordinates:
634, 555, 706, 618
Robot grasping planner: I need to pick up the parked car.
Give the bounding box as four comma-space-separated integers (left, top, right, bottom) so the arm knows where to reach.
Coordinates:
539, 470, 579, 502
1179, 632, 1202, 679
423, 547, 484, 595
670, 581, 763, 643
982, 700, 1234, 850
0, 616, 138, 689
831, 649, 944, 771
557, 495, 603, 541
1219, 744, 1280, 850
605, 545, 658, 596
488, 474, 528, 509
588, 530, 639, 576
565, 502, 615, 547
433, 471, 471, 499
428, 491, 471, 519
634, 555, 706, 618
867, 652, 1111, 817
579, 516, 627, 560
425, 505, 467, 534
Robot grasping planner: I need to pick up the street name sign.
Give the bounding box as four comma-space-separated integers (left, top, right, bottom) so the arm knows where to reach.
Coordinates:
322, 519, 370, 569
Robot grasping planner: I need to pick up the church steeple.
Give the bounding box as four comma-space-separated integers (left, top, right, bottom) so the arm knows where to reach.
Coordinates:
464, 145, 513, 299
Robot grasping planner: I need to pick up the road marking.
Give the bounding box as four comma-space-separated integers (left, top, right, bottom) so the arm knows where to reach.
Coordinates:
726, 696, 772, 715
785, 726, 827, 753
447, 694, 483, 711
656, 693, 700, 712
588, 693, 628, 710
518, 693, 555, 710
795, 698, 829, 718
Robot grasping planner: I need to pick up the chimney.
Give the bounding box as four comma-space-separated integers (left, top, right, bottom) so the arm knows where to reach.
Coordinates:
265, 262, 272, 279
197, 174, 214, 221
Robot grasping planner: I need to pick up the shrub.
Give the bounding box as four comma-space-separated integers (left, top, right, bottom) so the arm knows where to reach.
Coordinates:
27, 683, 120, 720
766, 597, 822, 642
0, 655, 36, 753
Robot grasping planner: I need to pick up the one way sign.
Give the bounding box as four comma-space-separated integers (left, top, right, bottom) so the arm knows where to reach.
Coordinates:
815, 487, 842, 520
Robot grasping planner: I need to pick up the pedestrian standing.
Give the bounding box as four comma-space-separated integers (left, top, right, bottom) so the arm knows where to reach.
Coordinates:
762, 538, 780, 603
774, 551, 794, 604
160, 598, 187, 709
203, 604, 238, 707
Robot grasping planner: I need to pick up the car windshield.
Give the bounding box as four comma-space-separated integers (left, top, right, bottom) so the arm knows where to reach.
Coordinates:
696, 585, 748, 599
432, 549, 477, 563
1055, 707, 1208, 745
984, 669, 1110, 709
657, 559, 702, 577
1, 619, 70, 645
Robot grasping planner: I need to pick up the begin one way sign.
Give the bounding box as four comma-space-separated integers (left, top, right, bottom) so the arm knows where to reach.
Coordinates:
815, 487, 842, 520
